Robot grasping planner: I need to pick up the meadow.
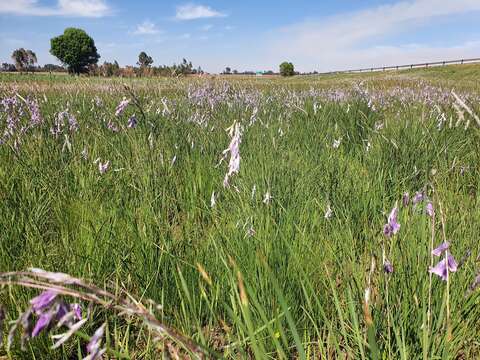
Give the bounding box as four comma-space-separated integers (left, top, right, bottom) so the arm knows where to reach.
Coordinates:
0, 66, 480, 359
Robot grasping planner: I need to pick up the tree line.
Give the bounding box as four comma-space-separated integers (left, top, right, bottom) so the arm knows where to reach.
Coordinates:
2, 27, 299, 77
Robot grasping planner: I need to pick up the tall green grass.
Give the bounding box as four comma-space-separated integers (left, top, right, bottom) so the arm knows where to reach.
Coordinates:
0, 73, 479, 359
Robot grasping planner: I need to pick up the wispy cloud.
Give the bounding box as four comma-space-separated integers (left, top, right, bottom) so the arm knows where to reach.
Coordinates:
0, 0, 110, 17
133, 20, 161, 35
175, 4, 226, 20
267, 0, 480, 71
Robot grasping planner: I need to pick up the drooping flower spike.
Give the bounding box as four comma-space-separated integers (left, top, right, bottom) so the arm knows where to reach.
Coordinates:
426, 202, 435, 217
383, 205, 400, 238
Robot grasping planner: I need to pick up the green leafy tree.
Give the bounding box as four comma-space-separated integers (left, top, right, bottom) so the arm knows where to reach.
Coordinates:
279, 61, 295, 77
11, 48, 37, 72
50, 28, 100, 74
137, 52, 153, 68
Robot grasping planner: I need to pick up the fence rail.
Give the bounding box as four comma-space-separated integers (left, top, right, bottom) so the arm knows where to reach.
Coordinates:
317, 57, 480, 75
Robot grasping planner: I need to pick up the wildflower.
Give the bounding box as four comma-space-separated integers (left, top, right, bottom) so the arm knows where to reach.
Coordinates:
210, 191, 216, 208
332, 139, 341, 149
412, 191, 424, 205
222, 122, 242, 187
246, 225, 255, 238
106, 120, 119, 132
468, 273, 480, 294
115, 98, 130, 116
32, 308, 57, 337
85, 323, 106, 360
429, 254, 458, 281
26, 97, 42, 126
30, 290, 58, 313
429, 242, 458, 281
383, 205, 400, 237
51, 318, 87, 349
432, 242, 449, 256
81, 147, 88, 160
70, 304, 82, 320
324, 204, 333, 219
94, 96, 103, 107
98, 161, 110, 174
127, 115, 137, 128
426, 202, 434, 217
263, 191, 272, 205
383, 259, 394, 274
402, 192, 410, 206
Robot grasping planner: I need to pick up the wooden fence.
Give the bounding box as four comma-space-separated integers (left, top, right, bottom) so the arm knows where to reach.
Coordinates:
317, 57, 480, 75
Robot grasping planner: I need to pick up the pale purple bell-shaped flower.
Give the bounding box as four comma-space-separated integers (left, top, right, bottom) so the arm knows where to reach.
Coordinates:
383, 259, 394, 274
115, 98, 130, 116
426, 202, 434, 217
429, 254, 458, 281
86, 323, 106, 360
429, 242, 458, 281
432, 241, 449, 256
412, 191, 425, 205
127, 114, 137, 128
30, 290, 58, 314
383, 205, 400, 237
98, 160, 110, 174
402, 192, 410, 206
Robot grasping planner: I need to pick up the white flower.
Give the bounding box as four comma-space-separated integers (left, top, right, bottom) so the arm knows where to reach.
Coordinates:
210, 191, 216, 208
263, 191, 272, 205
324, 204, 333, 219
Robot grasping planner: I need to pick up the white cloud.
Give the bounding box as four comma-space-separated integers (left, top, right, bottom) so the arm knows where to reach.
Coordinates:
0, 0, 110, 17
133, 20, 161, 35
267, 0, 480, 71
175, 4, 226, 20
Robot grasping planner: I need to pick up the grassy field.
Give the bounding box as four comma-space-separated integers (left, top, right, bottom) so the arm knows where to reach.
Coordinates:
1, 64, 480, 359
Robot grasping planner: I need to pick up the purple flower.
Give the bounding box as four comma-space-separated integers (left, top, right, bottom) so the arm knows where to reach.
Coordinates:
127, 115, 137, 128
402, 192, 410, 207
412, 191, 425, 205
30, 291, 57, 314
383, 206, 400, 237
383, 259, 394, 274
426, 202, 434, 217
432, 242, 449, 257
86, 323, 106, 360
429, 254, 458, 281
115, 98, 130, 117
98, 160, 110, 174
32, 309, 56, 337
71, 303, 82, 320
106, 120, 119, 132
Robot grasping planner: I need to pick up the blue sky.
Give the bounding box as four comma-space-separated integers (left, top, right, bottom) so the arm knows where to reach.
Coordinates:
1, 0, 480, 73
